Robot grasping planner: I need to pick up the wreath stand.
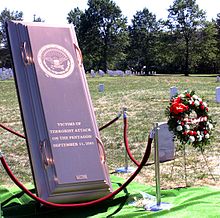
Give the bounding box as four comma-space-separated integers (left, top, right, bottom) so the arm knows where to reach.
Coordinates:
172, 144, 216, 187
168, 138, 216, 187
166, 90, 215, 187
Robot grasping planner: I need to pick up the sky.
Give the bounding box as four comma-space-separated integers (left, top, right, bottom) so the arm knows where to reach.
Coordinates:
0, 0, 219, 25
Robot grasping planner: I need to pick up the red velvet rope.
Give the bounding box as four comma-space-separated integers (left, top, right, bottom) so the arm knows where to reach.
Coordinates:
99, 113, 121, 131
0, 137, 152, 208
0, 123, 25, 139
123, 113, 141, 167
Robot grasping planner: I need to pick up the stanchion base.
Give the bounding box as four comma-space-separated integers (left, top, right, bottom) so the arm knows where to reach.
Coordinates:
115, 167, 136, 173
145, 202, 172, 211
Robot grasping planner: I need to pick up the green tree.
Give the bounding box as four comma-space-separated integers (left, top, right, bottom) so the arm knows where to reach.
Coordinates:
67, 0, 128, 72
216, 13, 220, 73
155, 29, 185, 73
0, 8, 23, 67
0, 8, 23, 46
127, 8, 160, 73
167, 0, 206, 75
67, 7, 84, 37
192, 21, 218, 73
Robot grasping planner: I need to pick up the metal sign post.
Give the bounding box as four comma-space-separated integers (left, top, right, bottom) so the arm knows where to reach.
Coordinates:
145, 123, 172, 211
154, 123, 161, 206
115, 108, 135, 173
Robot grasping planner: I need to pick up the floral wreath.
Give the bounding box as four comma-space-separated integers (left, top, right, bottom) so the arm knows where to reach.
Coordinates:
166, 90, 214, 150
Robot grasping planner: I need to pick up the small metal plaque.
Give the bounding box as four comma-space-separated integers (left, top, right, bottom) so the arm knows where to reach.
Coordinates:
76, 175, 88, 180
158, 122, 175, 162
6, 21, 112, 203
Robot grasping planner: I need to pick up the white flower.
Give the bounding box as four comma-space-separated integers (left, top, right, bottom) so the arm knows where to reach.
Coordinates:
179, 94, 184, 98
208, 123, 213, 130
198, 98, 202, 102
205, 133, 210, 139
177, 125, 183, 131
194, 100, 200, 106
197, 131, 201, 135
185, 124, 190, 130
189, 100, 194, 105
192, 95, 198, 99
203, 117, 207, 121
189, 136, 195, 142
197, 135, 203, 141
203, 102, 207, 107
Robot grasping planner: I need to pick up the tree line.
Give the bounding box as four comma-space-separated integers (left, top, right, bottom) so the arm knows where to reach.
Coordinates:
0, 0, 220, 76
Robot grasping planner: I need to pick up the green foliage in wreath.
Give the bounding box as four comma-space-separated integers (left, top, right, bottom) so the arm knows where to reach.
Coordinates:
165, 90, 214, 150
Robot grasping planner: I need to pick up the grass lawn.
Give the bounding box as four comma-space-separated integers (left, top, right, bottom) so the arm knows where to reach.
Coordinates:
0, 74, 220, 188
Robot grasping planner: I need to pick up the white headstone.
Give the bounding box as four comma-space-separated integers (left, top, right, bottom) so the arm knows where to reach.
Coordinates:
216, 87, 220, 103
116, 70, 124, 77
157, 122, 175, 162
91, 70, 96, 78
98, 70, 105, 77
107, 70, 114, 77
217, 76, 220, 82
170, 86, 178, 98
98, 84, 105, 92
125, 70, 132, 76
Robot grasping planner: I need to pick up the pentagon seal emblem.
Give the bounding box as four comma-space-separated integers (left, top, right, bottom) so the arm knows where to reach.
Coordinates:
37, 44, 74, 79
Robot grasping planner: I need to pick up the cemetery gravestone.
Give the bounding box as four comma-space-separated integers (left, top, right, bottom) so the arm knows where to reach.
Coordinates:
98, 84, 105, 92
6, 21, 112, 203
98, 70, 105, 77
90, 69, 96, 78
170, 87, 178, 98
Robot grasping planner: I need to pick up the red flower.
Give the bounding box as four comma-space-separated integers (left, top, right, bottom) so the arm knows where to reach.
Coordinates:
189, 131, 194, 136
200, 105, 205, 110
186, 93, 191, 98
183, 131, 188, 135
170, 102, 188, 114
173, 96, 181, 103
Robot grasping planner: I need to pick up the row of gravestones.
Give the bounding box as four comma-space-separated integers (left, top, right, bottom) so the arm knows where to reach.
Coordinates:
90, 69, 157, 78
90, 69, 133, 78
170, 86, 220, 103
0, 68, 14, 80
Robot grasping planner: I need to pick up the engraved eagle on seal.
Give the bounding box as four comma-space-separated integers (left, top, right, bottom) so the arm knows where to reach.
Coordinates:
44, 56, 68, 71
37, 44, 75, 79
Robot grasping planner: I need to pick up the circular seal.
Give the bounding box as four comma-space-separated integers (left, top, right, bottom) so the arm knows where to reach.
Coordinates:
37, 44, 74, 79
